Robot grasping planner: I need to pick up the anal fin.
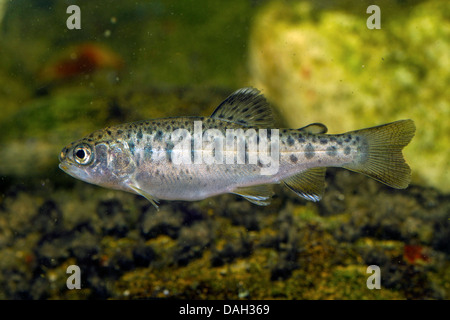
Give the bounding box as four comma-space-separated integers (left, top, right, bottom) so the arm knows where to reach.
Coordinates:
128, 184, 160, 210
283, 168, 326, 202
232, 184, 274, 206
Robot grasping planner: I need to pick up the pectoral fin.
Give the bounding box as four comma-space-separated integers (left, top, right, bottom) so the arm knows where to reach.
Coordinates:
128, 184, 160, 210
232, 184, 274, 206
283, 168, 326, 202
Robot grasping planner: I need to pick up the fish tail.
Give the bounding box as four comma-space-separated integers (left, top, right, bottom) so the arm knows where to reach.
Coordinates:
342, 119, 416, 189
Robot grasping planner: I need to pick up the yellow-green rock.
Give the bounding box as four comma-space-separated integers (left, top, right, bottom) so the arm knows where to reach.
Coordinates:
249, 0, 450, 191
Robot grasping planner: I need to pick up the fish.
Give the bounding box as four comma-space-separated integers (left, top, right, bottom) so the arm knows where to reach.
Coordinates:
59, 87, 415, 209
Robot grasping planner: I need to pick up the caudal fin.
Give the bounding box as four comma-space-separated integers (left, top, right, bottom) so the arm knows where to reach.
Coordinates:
343, 119, 416, 189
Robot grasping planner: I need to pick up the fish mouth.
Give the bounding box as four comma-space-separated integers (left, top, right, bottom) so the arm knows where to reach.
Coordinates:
59, 162, 91, 183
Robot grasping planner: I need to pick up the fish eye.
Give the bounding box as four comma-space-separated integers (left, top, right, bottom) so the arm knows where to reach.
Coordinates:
73, 144, 93, 165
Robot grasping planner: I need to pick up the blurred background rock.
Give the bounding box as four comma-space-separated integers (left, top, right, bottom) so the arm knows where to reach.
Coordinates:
249, 0, 449, 192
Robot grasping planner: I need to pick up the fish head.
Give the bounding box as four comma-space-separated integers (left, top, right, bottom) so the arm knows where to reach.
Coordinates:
59, 132, 136, 191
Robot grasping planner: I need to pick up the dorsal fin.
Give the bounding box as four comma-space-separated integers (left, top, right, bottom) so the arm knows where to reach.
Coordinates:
298, 123, 328, 134
210, 87, 275, 128
283, 167, 326, 202
231, 184, 274, 206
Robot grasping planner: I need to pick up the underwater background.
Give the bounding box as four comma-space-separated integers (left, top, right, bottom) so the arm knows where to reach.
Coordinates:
0, 0, 448, 299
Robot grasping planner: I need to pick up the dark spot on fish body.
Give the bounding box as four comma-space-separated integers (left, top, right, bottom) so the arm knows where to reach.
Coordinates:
290, 154, 298, 163
329, 136, 336, 142
144, 145, 153, 159
312, 136, 317, 143
137, 129, 143, 140
117, 129, 123, 135
298, 136, 306, 143
305, 143, 315, 159
97, 134, 103, 139
344, 146, 351, 155
287, 136, 295, 146
360, 140, 369, 154
107, 130, 112, 136
320, 138, 328, 144
155, 130, 163, 141
326, 145, 337, 157
128, 141, 135, 156
166, 141, 174, 163
136, 153, 141, 166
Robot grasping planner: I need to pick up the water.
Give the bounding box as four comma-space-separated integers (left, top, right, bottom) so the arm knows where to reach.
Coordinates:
0, 0, 448, 300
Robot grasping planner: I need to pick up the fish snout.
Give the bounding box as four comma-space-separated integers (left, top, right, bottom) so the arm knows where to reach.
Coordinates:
59, 148, 67, 162
59, 163, 68, 172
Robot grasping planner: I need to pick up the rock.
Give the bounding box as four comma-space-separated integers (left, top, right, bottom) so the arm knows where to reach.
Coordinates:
249, 0, 450, 192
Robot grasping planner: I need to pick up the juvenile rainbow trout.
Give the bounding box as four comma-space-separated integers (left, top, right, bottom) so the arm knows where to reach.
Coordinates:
59, 88, 415, 208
